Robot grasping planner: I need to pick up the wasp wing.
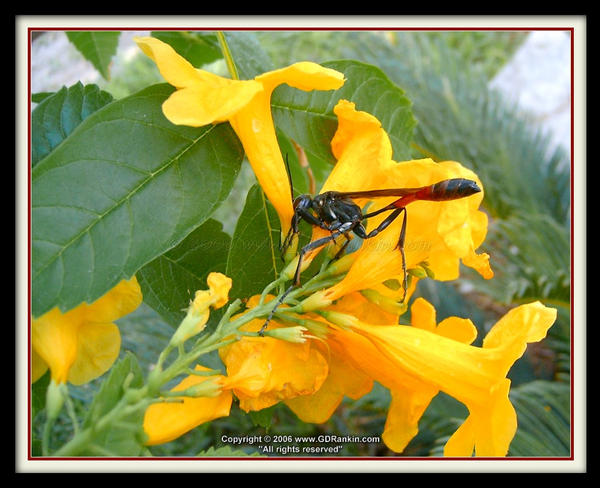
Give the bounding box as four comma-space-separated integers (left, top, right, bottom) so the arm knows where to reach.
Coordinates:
333, 187, 427, 199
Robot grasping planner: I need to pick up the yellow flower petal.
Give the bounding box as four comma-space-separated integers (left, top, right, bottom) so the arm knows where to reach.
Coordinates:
67, 322, 121, 385
31, 347, 48, 383
135, 36, 206, 89
322, 158, 490, 299
136, 37, 345, 237
411, 297, 477, 344
143, 366, 232, 446
161, 83, 263, 127
326, 325, 439, 453
303, 102, 491, 301
382, 386, 438, 453
206, 272, 233, 309
410, 297, 437, 333
31, 277, 142, 384
444, 379, 517, 457
443, 411, 476, 456
285, 338, 372, 423
436, 317, 478, 345
32, 307, 81, 384
255, 61, 345, 93
227, 94, 295, 232
346, 300, 556, 456
220, 319, 329, 412
323, 100, 395, 194
81, 277, 143, 324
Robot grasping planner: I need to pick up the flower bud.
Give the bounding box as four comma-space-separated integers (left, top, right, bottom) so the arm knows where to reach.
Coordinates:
321, 252, 356, 277
46, 379, 65, 420
300, 289, 333, 312
181, 377, 224, 398
263, 326, 309, 343
170, 273, 233, 346
283, 233, 299, 264
170, 305, 210, 347
281, 255, 302, 281
360, 289, 408, 315
319, 310, 359, 329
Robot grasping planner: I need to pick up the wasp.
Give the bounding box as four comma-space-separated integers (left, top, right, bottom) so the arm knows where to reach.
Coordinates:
260, 158, 481, 333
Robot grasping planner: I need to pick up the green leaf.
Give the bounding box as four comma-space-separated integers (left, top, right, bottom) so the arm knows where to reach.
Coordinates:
32, 83, 243, 317
31, 370, 51, 420
226, 184, 282, 301
220, 31, 274, 80
66, 31, 121, 80
80, 352, 146, 456
32, 92, 55, 103
136, 218, 231, 327
31, 83, 114, 167
150, 31, 222, 68
82, 352, 144, 429
272, 59, 416, 166
248, 404, 275, 430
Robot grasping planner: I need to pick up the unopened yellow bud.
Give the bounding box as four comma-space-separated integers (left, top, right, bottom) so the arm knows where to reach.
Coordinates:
319, 310, 359, 329
263, 326, 308, 343
170, 273, 233, 346
322, 252, 356, 277
170, 307, 210, 347
182, 377, 223, 398
283, 233, 299, 264
300, 289, 333, 312
281, 254, 312, 281
360, 289, 408, 315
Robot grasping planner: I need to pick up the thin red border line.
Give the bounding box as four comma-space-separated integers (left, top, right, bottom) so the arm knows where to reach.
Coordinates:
570, 26, 575, 460
26, 26, 576, 462
27, 27, 33, 460
32, 456, 573, 461
29, 26, 573, 31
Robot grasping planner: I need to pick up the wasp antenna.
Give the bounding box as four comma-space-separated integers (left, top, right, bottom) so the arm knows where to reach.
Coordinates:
284, 152, 295, 201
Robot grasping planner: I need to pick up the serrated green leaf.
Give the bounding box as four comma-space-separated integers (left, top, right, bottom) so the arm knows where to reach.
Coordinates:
32, 82, 114, 167
136, 219, 231, 327
272, 59, 416, 166
220, 31, 274, 80
150, 31, 222, 68
66, 31, 121, 80
32, 83, 243, 317
226, 184, 282, 301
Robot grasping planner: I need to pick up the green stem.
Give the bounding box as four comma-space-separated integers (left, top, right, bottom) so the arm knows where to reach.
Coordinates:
63, 393, 80, 435
216, 31, 239, 80
41, 415, 54, 456
49, 261, 344, 456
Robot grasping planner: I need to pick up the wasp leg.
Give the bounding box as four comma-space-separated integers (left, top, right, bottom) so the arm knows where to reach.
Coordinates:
355, 206, 409, 302
331, 232, 353, 261
396, 208, 408, 302
260, 227, 353, 335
